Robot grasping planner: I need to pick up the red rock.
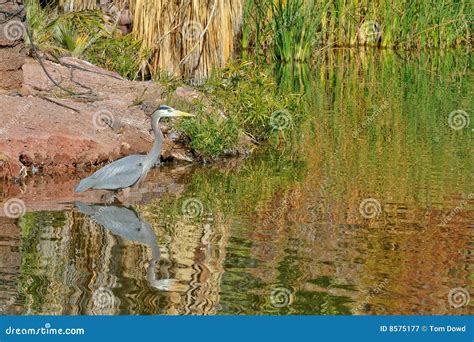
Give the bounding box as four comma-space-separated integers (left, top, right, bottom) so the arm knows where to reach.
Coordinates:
0, 57, 200, 179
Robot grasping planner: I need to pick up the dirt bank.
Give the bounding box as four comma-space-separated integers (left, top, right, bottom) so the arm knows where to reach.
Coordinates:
0, 57, 202, 180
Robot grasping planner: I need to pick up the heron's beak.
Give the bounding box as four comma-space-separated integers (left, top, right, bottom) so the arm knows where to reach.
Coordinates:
173, 110, 195, 117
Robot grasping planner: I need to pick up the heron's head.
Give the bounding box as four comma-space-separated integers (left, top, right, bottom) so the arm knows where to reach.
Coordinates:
152, 105, 195, 121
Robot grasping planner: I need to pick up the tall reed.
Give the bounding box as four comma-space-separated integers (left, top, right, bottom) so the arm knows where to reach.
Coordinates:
59, 0, 244, 83
271, 0, 321, 62
242, 0, 472, 61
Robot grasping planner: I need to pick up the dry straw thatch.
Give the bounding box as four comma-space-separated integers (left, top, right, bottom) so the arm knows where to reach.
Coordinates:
59, 0, 244, 83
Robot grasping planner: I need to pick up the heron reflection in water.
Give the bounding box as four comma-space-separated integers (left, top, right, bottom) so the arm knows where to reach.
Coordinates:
75, 202, 183, 291
75, 106, 195, 194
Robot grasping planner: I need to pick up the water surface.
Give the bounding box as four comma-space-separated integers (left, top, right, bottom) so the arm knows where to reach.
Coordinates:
1, 50, 472, 315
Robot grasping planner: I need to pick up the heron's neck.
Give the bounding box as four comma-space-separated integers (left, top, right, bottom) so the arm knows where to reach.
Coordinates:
145, 118, 163, 166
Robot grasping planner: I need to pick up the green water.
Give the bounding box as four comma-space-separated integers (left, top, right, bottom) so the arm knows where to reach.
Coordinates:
1, 50, 472, 315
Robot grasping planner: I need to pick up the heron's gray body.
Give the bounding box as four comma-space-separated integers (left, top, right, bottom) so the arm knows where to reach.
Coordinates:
75, 154, 155, 192
74, 105, 193, 193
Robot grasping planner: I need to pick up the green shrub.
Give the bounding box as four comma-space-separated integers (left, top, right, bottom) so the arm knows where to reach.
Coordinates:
26, 0, 108, 56
202, 62, 303, 138
85, 35, 149, 80
178, 115, 241, 158
175, 61, 305, 158
25, 0, 147, 79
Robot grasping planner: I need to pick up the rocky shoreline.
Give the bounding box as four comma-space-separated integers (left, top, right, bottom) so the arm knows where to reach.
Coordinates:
0, 56, 207, 180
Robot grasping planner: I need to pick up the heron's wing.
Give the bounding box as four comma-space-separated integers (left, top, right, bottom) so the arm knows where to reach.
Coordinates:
76, 155, 145, 191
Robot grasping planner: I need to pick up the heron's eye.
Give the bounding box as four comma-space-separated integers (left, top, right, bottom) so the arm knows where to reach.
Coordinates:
167, 109, 172, 113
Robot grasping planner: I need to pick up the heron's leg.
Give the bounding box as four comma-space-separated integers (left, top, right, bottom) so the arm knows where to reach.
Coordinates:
122, 187, 131, 198
101, 191, 120, 205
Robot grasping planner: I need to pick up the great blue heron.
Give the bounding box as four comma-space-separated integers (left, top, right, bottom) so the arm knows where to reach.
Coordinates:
75, 202, 184, 291
75, 105, 194, 193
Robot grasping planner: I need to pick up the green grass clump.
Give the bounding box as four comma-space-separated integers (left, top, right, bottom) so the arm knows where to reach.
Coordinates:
26, 0, 107, 55
25, 0, 148, 79
175, 61, 305, 158
204, 62, 303, 138
85, 35, 149, 79
178, 115, 241, 159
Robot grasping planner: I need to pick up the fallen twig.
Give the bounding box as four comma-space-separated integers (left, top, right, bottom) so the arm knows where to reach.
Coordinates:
37, 96, 81, 113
